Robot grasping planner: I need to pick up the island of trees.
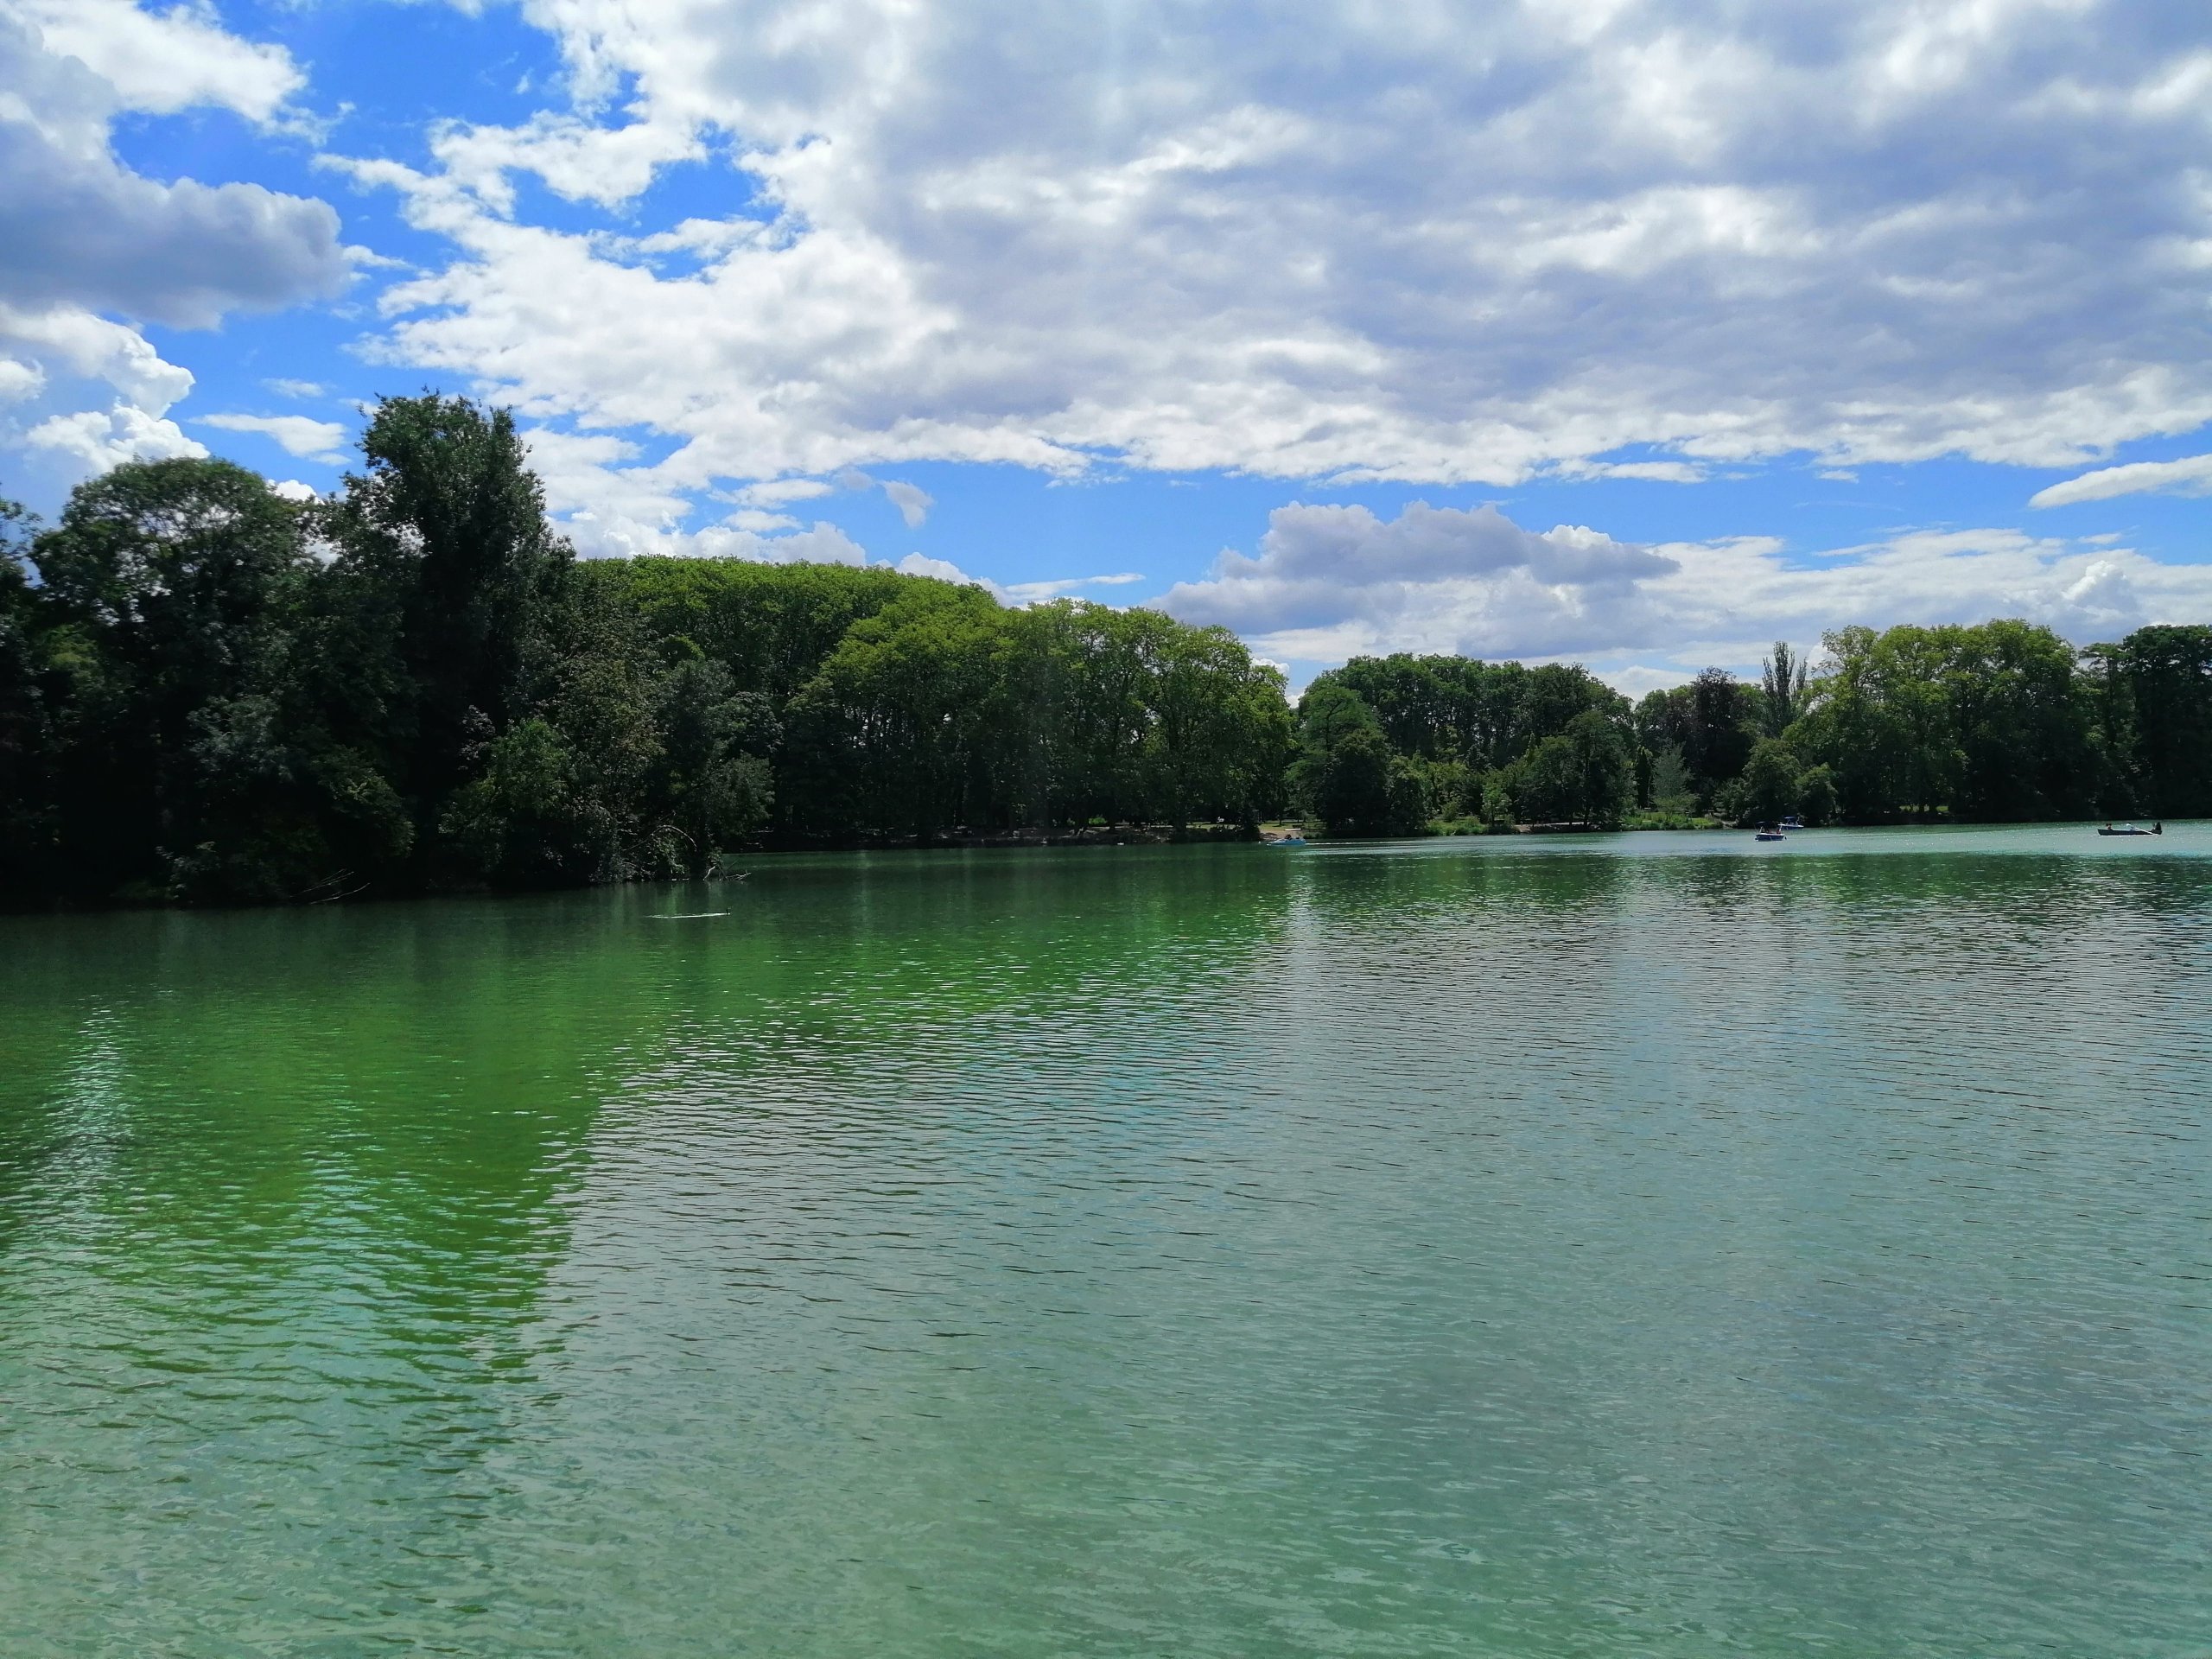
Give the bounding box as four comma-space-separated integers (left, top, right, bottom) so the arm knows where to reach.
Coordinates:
2, 395, 2207, 905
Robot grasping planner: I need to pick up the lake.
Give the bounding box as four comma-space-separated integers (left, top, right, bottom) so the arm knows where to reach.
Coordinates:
3, 826, 2208, 1656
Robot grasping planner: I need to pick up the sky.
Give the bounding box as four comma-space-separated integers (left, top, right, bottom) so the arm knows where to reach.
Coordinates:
3, 0, 2212, 693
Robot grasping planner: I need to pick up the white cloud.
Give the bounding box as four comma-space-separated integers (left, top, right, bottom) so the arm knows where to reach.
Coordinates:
722, 507, 798, 531
996, 571, 1146, 604
264, 377, 326, 399
881, 478, 932, 527
5, 0, 303, 123
1156, 499, 2212, 671
1557, 459, 1708, 484
0, 355, 42, 402
0, 301, 191, 410
200, 412, 348, 461
270, 478, 319, 502
896, 552, 1145, 606
2, 15, 344, 328
2030, 452, 2212, 507
704, 519, 869, 564
335, 0, 2212, 533
732, 477, 833, 507
1158, 501, 1675, 658
0, 7, 346, 492
894, 552, 975, 585
428, 111, 706, 213
0, 300, 201, 487
27, 402, 204, 470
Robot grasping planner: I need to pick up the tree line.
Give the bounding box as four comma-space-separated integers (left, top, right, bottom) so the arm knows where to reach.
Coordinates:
1290, 622, 2212, 835
0, 396, 1287, 905
4, 393, 2209, 903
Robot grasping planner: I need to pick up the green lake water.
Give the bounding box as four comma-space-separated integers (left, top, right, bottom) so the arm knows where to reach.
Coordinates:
3, 826, 2208, 1656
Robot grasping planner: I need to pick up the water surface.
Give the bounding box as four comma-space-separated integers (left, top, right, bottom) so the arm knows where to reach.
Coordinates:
3, 826, 2208, 1656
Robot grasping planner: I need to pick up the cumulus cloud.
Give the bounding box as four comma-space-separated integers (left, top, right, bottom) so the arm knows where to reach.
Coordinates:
336, 0, 2212, 535
27, 403, 206, 471
1156, 499, 2212, 671
1, 300, 201, 482
1160, 501, 1675, 658
894, 553, 975, 585
0, 356, 43, 403
700, 520, 870, 564
559, 506, 873, 563
200, 412, 349, 462
2030, 452, 2212, 507
0, 16, 344, 328
0, 302, 191, 412
6, 0, 303, 121
0, 7, 348, 491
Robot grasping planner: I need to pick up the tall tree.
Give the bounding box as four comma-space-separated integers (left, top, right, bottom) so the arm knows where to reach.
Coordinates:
786, 584, 1011, 839
1289, 682, 1427, 836
29, 458, 311, 895
320, 395, 571, 857
1760, 640, 1809, 736
2102, 625, 2212, 817
0, 493, 58, 886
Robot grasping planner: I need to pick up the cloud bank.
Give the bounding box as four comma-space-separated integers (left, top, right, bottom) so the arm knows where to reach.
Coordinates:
336, 0, 2212, 543
1158, 500, 2212, 674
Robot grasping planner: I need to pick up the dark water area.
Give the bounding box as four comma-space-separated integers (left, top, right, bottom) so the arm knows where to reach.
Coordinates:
2, 826, 2208, 1656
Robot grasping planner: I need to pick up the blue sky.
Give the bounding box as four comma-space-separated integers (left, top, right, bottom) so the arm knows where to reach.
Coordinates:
5, 0, 2212, 692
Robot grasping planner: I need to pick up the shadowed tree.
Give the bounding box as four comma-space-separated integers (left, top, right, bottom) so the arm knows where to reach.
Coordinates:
1290, 682, 1428, 836
29, 458, 313, 897
1738, 738, 1802, 825
0, 493, 59, 885
2100, 625, 2212, 817
319, 394, 571, 865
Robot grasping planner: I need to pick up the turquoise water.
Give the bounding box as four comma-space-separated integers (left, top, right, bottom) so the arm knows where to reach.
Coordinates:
2, 825, 2208, 1656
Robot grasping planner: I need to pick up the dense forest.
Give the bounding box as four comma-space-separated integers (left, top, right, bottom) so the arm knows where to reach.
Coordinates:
3, 393, 2209, 904
0, 397, 1287, 904
1293, 624, 2212, 835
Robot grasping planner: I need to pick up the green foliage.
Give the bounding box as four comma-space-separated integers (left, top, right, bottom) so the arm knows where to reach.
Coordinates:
1798, 764, 1839, 826
1325, 652, 1626, 772
27, 458, 313, 897
2089, 624, 2212, 817
0, 493, 60, 883
1637, 667, 1758, 810
2, 400, 1296, 905
1738, 738, 1802, 825
1297, 617, 2200, 836
1787, 620, 2104, 823
1498, 709, 1634, 827
787, 583, 1009, 838
1284, 683, 1421, 836
1760, 641, 1809, 737
1644, 743, 1694, 815
5, 412, 2211, 904
318, 395, 571, 846
655, 658, 778, 874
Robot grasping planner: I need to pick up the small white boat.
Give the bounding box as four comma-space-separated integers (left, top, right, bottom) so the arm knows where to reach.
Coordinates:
1754, 829, 1785, 842
1265, 833, 1307, 847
